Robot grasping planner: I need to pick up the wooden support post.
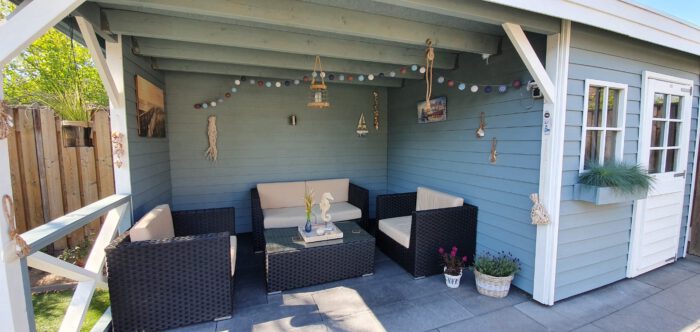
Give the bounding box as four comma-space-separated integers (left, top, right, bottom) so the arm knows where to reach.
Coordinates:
106, 36, 132, 197
0, 66, 33, 332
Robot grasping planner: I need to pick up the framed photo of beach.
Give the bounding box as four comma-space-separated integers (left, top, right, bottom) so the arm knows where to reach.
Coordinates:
135, 75, 166, 137
417, 96, 447, 123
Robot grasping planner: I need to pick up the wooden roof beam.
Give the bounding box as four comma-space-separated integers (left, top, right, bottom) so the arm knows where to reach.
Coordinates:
94, 0, 500, 54
152, 59, 405, 88
102, 9, 458, 67
133, 38, 429, 77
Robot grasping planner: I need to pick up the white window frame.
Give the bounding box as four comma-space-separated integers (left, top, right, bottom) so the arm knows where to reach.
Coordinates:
579, 79, 628, 173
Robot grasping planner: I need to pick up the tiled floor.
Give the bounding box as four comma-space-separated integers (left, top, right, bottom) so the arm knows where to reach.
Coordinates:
170, 234, 700, 332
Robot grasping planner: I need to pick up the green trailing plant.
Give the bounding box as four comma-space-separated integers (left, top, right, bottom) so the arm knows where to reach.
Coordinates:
472, 251, 520, 277
579, 161, 654, 194
58, 237, 92, 266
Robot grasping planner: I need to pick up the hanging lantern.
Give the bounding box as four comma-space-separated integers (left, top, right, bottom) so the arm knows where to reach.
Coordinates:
308, 55, 330, 109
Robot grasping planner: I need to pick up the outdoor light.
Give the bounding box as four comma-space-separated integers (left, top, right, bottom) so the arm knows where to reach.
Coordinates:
308, 55, 330, 109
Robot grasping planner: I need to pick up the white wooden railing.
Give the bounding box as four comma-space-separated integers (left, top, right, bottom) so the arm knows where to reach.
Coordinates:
20, 194, 132, 332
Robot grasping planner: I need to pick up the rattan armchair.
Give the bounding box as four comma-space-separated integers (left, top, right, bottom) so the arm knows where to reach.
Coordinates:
375, 192, 478, 278
106, 207, 235, 332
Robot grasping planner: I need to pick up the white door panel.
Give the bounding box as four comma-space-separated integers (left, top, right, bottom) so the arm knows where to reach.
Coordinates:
628, 73, 693, 278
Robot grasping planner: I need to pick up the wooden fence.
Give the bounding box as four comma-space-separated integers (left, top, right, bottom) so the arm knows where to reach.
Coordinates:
7, 107, 115, 250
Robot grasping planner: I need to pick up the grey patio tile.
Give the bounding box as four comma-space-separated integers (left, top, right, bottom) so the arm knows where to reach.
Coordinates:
267, 292, 316, 306
234, 282, 268, 309
167, 321, 217, 332
647, 281, 700, 321
447, 285, 530, 316
218, 301, 322, 332
571, 324, 605, 332
371, 258, 408, 279
635, 264, 695, 289
515, 300, 587, 332
324, 310, 387, 332
546, 292, 618, 324
585, 279, 661, 309
394, 274, 447, 300
591, 300, 693, 332
674, 257, 700, 274
374, 249, 390, 263
313, 279, 406, 319
438, 307, 547, 332
371, 293, 474, 331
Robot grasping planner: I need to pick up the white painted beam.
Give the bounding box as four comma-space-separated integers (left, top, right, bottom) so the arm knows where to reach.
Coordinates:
370, 0, 559, 34
94, 0, 500, 54
103, 10, 455, 67
0, 0, 86, 65
533, 20, 571, 305
134, 38, 439, 74
59, 280, 97, 332
27, 252, 107, 289
75, 16, 122, 108
502, 22, 556, 104
153, 59, 404, 88
105, 36, 132, 197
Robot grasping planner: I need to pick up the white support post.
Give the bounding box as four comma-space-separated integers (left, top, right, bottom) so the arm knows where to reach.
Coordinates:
75, 16, 122, 109
0, 66, 33, 331
0, 0, 86, 66
105, 35, 131, 197
532, 20, 571, 305
502, 22, 556, 104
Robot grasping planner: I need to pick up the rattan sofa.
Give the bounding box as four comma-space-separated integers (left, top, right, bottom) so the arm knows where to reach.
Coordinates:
106, 206, 236, 332
375, 187, 477, 278
251, 179, 369, 252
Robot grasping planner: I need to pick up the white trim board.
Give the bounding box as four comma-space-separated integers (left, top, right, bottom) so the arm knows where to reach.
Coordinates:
683, 96, 700, 257
532, 20, 571, 305
486, 0, 700, 56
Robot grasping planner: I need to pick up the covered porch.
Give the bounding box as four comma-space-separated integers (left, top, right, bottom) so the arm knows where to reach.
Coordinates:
1, 0, 699, 331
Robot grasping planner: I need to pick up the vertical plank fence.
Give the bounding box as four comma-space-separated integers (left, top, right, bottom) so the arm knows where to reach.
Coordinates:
7, 106, 115, 250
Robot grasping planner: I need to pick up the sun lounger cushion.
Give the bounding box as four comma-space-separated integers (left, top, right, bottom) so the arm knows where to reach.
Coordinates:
130, 204, 175, 242
257, 181, 306, 209
416, 187, 464, 211
378, 216, 412, 249
306, 178, 350, 203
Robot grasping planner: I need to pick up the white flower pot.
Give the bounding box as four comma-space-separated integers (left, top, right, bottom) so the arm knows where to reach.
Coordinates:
443, 267, 463, 288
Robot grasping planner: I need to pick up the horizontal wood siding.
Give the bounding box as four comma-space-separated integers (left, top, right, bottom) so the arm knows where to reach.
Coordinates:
123, 37, 172, 219
166, 72, 388, 233
386, 36, 546, 294
556, 23, 700, 301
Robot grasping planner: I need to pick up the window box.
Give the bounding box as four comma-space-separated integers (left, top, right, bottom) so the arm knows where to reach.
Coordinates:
573, 184, 647, 205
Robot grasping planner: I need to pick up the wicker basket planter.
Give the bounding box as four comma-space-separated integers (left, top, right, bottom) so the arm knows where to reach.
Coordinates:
474, 269, 514, 298
443, 267, 463, 288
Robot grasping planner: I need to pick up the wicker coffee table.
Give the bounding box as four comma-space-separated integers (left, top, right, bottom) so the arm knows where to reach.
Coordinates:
264, 220, 375, 293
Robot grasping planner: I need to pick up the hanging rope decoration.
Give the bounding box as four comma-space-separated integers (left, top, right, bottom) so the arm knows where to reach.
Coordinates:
530, 193, 551, 225
0, 100, 13, 140
423, 39, 435, 112
490, 137, 498, 163
476, 112, 486, 138
2, 195, 31, 258
372, 91, 380, 130
205, 115, 218, 161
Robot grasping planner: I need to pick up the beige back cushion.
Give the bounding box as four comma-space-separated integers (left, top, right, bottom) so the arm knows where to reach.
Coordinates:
416, 187, 464, 211
306, 178, 350, 203
130, 204, 175, 242
257, 181, 306, 209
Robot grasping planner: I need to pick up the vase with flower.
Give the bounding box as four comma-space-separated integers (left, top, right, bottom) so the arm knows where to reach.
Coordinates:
304, 188, 314, 233
439, 246, 468, 288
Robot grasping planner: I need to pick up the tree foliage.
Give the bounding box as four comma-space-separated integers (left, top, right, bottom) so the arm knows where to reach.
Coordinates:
1, 0, 108, 121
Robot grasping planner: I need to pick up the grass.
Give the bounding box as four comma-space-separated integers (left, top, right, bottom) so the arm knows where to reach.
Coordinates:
32, 289, 110, 332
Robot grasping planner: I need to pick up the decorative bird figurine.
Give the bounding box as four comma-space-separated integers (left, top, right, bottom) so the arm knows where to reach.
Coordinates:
320, 192, 334, 223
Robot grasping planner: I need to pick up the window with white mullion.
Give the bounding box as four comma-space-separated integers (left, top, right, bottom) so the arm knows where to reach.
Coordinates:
580, 79, 628, 172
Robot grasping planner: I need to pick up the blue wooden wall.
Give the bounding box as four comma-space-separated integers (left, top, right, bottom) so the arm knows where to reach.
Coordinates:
386, 36, 545, 294
165, 72, 388, 233
556, 23, 700, 301
123, 37, 173, 220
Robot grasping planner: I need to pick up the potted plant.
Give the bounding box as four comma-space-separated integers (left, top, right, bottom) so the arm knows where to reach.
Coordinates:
58, 237, 92, 267
472, 251, 520, 298
575, 161, 654, 205
438, 246, 468, 288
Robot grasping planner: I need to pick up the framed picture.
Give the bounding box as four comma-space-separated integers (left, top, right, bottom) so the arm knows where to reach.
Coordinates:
417, 96, 447, 123
135, 75, 166, 137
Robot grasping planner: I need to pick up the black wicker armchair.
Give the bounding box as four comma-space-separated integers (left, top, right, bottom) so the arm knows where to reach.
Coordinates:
251, 182, 369, 252
375, 192, 478, 278
106, 207, 235, 332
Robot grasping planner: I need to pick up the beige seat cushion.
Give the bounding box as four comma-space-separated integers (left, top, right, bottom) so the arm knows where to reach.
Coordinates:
312, 202, 361, 222
263, 206, 308, 229
306, 178, 350, 203
416, 187, 464, 211
378, 216, 412, 249
257, 181, 306, 209
130, 204, 175, 242
230, 236, 237, 276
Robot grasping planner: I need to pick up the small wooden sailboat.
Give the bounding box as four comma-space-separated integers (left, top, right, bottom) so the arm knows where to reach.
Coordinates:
356, 113, 369, 137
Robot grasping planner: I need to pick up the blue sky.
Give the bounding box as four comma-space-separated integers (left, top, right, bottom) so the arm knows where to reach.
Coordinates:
633, 0, 700, 26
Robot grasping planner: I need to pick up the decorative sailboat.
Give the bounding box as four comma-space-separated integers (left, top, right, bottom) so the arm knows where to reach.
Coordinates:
356, 113, 369, 137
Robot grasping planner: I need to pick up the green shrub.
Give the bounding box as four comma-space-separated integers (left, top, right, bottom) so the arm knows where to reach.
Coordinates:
579, 161, 654, 194
472, 251, 520, 277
